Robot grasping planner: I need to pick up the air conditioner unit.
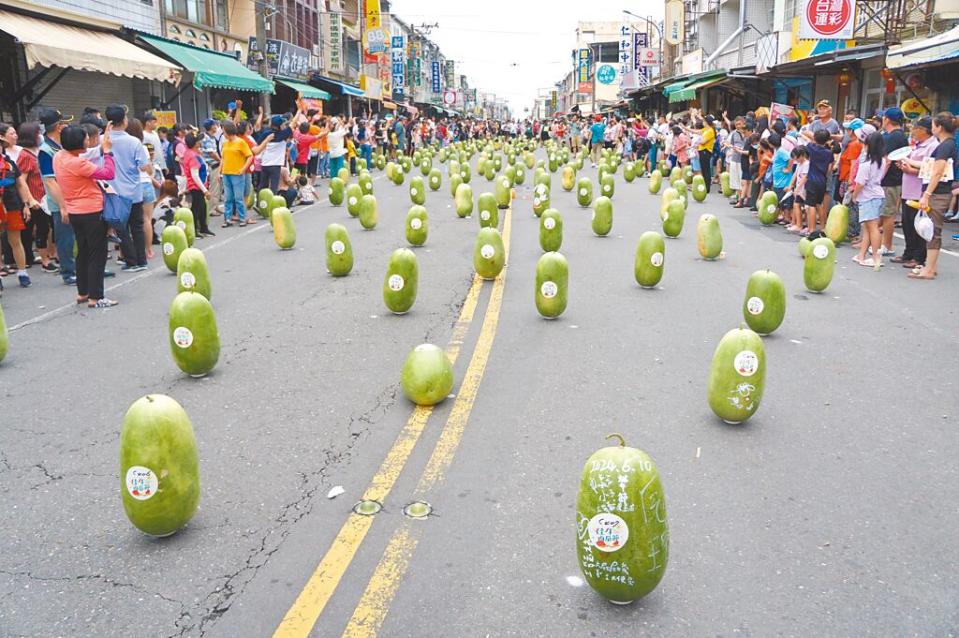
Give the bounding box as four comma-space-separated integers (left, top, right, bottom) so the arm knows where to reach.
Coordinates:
312, 44, 321, 56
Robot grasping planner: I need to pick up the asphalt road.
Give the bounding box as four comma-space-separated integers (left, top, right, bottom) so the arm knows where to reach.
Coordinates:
1, 148, 957, 638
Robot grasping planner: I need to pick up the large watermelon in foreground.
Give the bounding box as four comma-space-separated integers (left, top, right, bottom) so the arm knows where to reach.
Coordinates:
400, 343, 454, 406
707, 325, 766, 424
577, 434, 669, 604
120, 394, 199, 537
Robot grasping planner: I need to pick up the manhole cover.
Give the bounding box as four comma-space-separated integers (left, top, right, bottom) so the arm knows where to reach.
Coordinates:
352, 500, 383, 516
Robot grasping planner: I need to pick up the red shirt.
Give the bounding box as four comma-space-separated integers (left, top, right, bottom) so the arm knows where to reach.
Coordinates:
16, 148, 45, 201
180, 148, 203, 192
293, 131, 318, 165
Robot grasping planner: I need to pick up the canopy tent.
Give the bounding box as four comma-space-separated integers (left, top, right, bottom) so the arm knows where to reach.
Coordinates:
0, 9, 179, 83
138, 34, 273, 92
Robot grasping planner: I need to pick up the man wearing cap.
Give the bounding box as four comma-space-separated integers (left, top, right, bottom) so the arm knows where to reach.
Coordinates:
805, 100, 842, 143
37, 107, 77, 285
879, 107, 908, 257
839, 117, 866, 242
200, 118, 223, 215
101, 104, 150, 271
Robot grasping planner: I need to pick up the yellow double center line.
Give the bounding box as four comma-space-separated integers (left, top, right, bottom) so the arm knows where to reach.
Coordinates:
274, 210, 512, 638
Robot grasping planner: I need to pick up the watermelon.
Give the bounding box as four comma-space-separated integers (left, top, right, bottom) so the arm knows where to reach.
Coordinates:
719, 172, 732, 197
173, 207, 195, 246
459, 163, 471, 183
635, 231, 665, 288
428, 168, 442, 191
669, 167, 682, 185
758, 191, 778, 225
513, 165, 526, 185
577, 178, 593, 207
592, 196, 613, 237
325, 223, 353, 276
168, 291, 219, 377
535, 252, 568, 319
600, 174, 615, 198
539, 208, 563, 253
455, 184, 474, 218
449, 173, 463, 198
804, 237, 835, 293
691, 175, 707, 202
346, 183, 363, 217
473, 227, 505, 280
478, 193, 499, 228
409, 176, 426, 205
359, 171, 374, 195
532, 184, 550, 217
175, 247, 211, 300
494, 176, 512, 208
798, 236, 812, 258
256, 188, 274, 217
561, 165, 576, 191
696, 214, 723, 260
406, 205, 429, 246
384, 248, 418, 314
161, 225, 189, 273
662, 200, 685, 238
824, 204, 849, 244
337, 167, 350, 183
271, 207, 296, 249
648, 170, 663, 194
577, 434, 669, 604
329, 177, 345, 206
359, 194, 378, 230
535, 168, 551, 192
707, 325, 766, 424
401, 344, 454, 406
119, 394, 199, 537
268, 195, 286, 225
742, 269, 786, 335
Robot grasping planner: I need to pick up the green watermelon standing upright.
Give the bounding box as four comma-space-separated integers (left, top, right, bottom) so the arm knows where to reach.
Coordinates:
707, 325, 766, 424
804, 236, 836, 292
406, 205, 429, 246
635, 231, 665, 288
473, 227, 506, 280
168, 291, 220, 377
119, 394, 199, 537
383, 248, 418, 314
176, 247, 212, 300
742, 269, 786, 335
576, 434, 669, 604
592, 196, 613, 236
161, 225, 189, 273
325, 223, 354, 276
539, 209, 563, 252
697, 214, 723, 260
535, 252, 568, 318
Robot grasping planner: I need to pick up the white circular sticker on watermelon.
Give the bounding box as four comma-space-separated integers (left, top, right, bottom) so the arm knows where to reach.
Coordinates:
410, 188, 418, 196
162, 242, 174, 256
179, 272, 196, 289
176, 220, 186, 230
543, 217, 556, 230
540, 281, 558, 299
586, 513, 629, 553
813, 244, 829, 259
125, 466, 158, 501
388, 274, 405, 292
173, 327, 194, 349
410, 217, 423, 230
481, 210, 490, 221
603, 185, 611, 193
480, 244, 496, 260
650, 252, 664, 267
579, 188, 587, 196
348, 196, 357, 206
734, 350, 759, 377
697, 185, 706, 193
331, 240, 345, 255
746, 296, 765, 315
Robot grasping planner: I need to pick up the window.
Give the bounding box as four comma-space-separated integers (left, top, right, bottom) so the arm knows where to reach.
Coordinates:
199, 33, 210, 41
215, 0, 227, 30
166, 0, 211, 26
168, 24, 180, 34
185, 29, 196, 38
596, 42, 619, 63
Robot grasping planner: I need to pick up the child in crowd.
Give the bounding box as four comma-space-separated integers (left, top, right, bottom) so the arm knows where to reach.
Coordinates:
787, 146, 810, 233
852, 131, 888, 270
153, 179, 180, 241
295, 175, 316, 205
277, 166, 297, 208
345, 132, 358, 175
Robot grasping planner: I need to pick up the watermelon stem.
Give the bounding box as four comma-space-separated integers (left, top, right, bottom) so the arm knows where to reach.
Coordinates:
605, 433, 626, 448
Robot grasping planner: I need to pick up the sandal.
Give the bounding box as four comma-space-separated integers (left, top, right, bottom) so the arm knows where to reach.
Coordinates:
239, 220, 249, 226
88, 298, 119, 308
222, 221, 234, 228
76, 295, 88, 304
907, 271, 936, 280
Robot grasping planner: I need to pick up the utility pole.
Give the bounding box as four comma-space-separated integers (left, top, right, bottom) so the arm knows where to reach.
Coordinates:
255, 0, 271, 116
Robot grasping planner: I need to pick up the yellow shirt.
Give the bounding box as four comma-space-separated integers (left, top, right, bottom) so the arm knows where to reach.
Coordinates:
698, 125, 716, 152
346, 139, 357, 159
221, 137, 252, 175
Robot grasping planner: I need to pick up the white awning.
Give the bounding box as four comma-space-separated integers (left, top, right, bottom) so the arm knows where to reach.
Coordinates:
887, 26, 959, 69
0, 10, 180, 83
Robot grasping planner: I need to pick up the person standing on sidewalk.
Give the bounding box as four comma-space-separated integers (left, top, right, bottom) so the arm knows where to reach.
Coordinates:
200, 118, 223, 215
878, 107, 908, 258
37, 108, 76, 285
0, 123, 41, 288
896, 117, 937, 270
103, 105, 150, 272
911, 112, 958, 280
219, 121, 253, 228
53, 124, 118, 307
179, 133, 214, 238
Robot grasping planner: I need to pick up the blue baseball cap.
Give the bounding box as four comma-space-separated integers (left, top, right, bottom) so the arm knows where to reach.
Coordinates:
882, 107, 905, 123
843, 117, 865, 131
270, 114, 285, 127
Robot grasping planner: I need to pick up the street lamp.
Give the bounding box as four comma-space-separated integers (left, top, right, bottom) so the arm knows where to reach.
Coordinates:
623, 9, 663, 82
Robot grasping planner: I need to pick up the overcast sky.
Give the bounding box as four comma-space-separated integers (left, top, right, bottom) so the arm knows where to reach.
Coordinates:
392, 1, 663, 115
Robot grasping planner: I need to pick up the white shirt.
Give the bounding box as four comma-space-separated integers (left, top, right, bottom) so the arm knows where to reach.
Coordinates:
328, 129, 347, 159
142, 129, 162, 184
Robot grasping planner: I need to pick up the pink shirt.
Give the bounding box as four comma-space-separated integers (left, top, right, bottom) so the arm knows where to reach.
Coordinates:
901, 136, 939, 201
52, 151, 115, 215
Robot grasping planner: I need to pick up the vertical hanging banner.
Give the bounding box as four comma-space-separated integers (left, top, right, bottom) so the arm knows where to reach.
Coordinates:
634, 32, 654, 86
391, 35, 406, 97
327, 10, 343, 73
577, 48, 592, 93
431, 60, 441, 94
364, 0, 387, 55
365, 0, 381, 30
444, 60, 455, 88
665, 0, 685, 45
619, 23, 634, 90
799, 0, 856, 39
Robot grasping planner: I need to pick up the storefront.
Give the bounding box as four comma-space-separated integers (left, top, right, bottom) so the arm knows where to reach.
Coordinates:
0, 7, 180, 123
886, 26, 959, 115
311, 75, 366, 118
137, 33, 274, 125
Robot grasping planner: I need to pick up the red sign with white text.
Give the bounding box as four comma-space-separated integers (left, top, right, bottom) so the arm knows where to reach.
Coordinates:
799, 0, 855, 39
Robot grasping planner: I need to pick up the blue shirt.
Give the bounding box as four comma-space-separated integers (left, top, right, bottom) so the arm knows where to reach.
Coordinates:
806, 144, 833, 187
108, 130, 150, 203
590, 122, 605, 145
772, 148, 792, 189
39, 135, 61, 212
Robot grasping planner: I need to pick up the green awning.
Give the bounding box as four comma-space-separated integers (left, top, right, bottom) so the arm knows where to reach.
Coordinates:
663, 79, 692, 97
668, 71, 729, 103
277, 78, 331, 100
138, 34, 274, 93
